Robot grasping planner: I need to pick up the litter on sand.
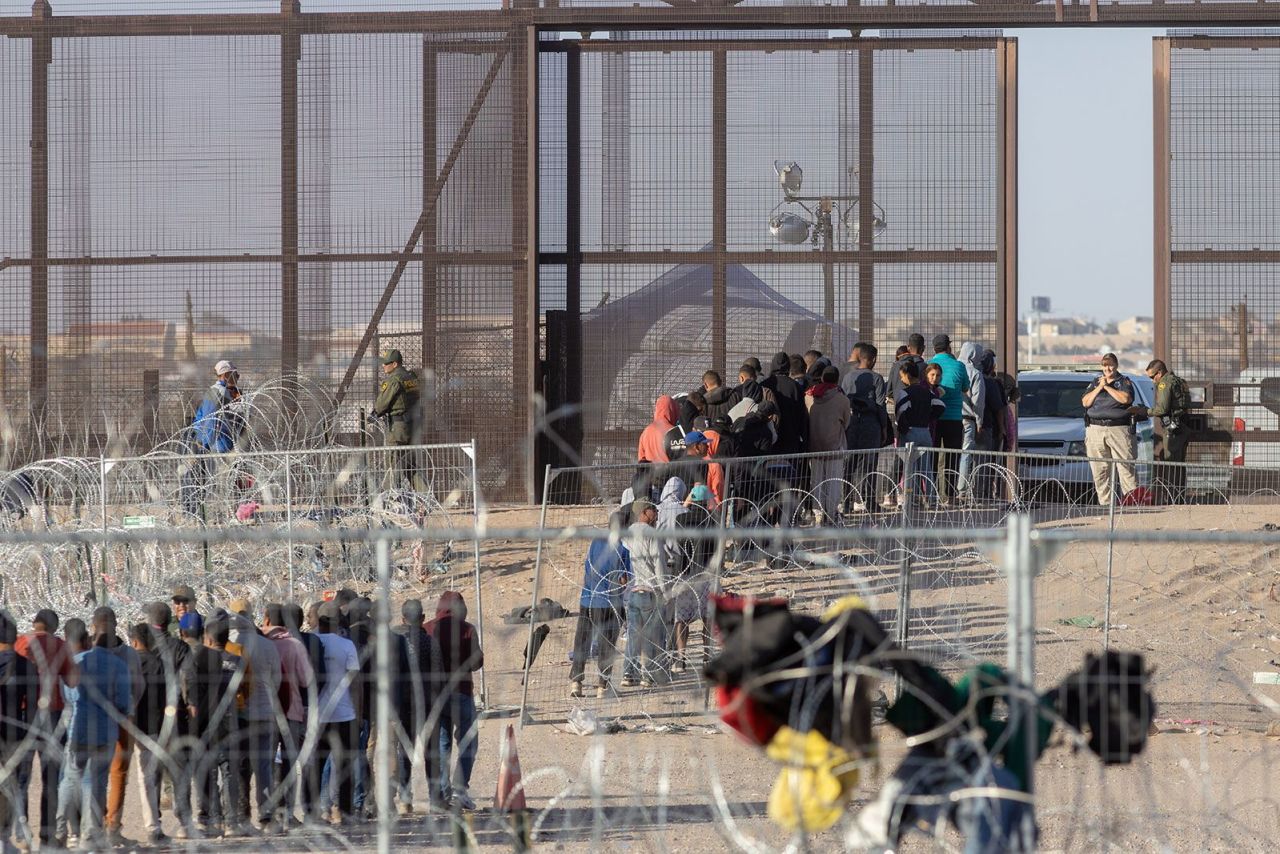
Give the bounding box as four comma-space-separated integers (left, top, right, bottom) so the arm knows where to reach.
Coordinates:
1056, 615, 1103, 629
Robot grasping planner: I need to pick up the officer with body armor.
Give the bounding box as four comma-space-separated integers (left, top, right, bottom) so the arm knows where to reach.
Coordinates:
373, 349, 422, 490
1145, 358, 1191, 505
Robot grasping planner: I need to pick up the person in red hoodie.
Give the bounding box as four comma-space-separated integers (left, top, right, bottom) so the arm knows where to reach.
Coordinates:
425, 592, 483, 811
635, 395, 684, 502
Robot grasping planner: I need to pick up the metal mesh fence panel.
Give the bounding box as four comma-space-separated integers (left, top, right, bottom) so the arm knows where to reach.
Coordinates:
2, 444, 1280, 846
542, 37, 1011, 478
1162, 37, 1280, 471
0, 36, 31, 470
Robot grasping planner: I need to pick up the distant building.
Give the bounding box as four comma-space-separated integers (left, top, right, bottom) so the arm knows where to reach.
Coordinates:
1031, 317, 1100, 337
1117, 316, 1153, 337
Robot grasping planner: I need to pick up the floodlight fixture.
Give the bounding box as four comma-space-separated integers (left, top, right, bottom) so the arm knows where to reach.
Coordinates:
768, 211, 813, 245
766, 159, 889, 248
774, 160, 803, 198
843, 202, 889, 242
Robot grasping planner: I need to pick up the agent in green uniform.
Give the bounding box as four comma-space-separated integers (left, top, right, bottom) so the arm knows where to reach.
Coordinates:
373, 349, 422, 490
1145, 358, 1191, 504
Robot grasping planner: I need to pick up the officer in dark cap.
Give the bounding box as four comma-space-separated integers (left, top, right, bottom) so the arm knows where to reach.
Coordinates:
372, 350, 421, 446
1146, 358, 1192, 504
372, 349, 423, 490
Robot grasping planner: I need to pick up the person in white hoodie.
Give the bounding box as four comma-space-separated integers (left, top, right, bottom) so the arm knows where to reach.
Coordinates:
956, 341, 988, 501
621, 500, 669, 688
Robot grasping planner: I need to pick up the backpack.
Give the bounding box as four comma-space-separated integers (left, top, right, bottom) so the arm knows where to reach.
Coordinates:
846, 371, 882, 415
402, 368, 421, 407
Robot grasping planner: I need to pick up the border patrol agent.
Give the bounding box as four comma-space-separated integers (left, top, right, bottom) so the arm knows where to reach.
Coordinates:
373, 350, 421, 446
1146, 358, 1191, 504
373, 349, 422, 490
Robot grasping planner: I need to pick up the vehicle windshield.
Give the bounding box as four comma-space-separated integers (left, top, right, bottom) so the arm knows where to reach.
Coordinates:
1018, 379, 1095, 419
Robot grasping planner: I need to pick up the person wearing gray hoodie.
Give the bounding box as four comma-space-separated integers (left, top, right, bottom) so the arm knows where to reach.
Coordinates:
957, 341, 989, 500
622, 500, 669, 687
805, 366, 852, 525
656, 477, 689, 572
226, 604, 282, 833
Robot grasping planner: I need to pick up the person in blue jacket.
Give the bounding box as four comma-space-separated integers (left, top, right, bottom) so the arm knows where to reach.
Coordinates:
568, 520, 631, 699
182, 360, 247, 517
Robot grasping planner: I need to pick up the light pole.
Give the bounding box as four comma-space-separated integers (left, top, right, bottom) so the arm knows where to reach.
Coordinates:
767, 160, 886, 347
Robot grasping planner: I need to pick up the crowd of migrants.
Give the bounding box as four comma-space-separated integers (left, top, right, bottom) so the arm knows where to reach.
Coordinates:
637, 334, 1019, 522
0, 586, 483, 850
560, 334, 1018, 698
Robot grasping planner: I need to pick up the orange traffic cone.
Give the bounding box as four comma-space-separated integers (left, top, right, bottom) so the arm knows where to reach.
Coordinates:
494, 724, 531, 851
494, 724, 527, 812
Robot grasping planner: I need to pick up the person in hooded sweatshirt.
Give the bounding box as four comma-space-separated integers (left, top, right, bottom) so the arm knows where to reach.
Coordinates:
656, 478, 708, 671
729, 364, 775, 423
92, 608, 144, 848
224, 599, 281, 833
425, 592, 483, 811
806, 365, 852, 525
762, 351, 804, 455
841, 343, 889, 513
622, 500, 669, 688
976, 349, 1009, 501
956, 341, 989, 502
887, 334, 928, 424
636, 395, 684, 502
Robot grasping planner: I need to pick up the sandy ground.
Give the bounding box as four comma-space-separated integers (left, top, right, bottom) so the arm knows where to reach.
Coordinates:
35, 498, 1280, 851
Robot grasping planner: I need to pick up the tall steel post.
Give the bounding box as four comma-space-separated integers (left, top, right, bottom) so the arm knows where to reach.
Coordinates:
30, 1, 52, 449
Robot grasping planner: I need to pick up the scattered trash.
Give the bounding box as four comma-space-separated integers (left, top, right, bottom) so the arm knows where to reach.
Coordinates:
1253, 672, 1280, 685
1056, 615, 1103, 629
503, 598, 573, 625
566, 707, 599, 736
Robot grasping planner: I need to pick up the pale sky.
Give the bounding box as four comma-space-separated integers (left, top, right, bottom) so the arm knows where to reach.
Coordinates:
0, 4, 1167, 326
1010, 27, 1163, 322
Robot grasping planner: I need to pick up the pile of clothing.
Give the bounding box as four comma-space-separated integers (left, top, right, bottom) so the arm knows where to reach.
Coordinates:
702, 595, 1156, 849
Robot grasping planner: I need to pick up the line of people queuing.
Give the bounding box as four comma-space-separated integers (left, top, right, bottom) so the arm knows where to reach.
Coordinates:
568, 482, 720, 698
0, 586, 483, 850
634, 335, 1018, 526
